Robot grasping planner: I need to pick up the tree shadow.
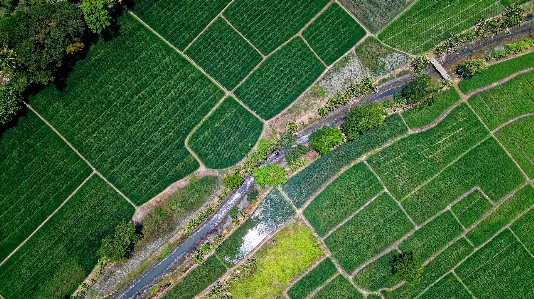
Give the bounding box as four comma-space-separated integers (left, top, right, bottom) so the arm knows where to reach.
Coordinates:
0, 102, 29, 138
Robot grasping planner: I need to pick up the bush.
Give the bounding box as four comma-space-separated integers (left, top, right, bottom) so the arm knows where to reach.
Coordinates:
342, 103, 385, 140
402, 74, 435, 104
97, 221, 139, 263
309, 127, 344, 155
253, 164, 287, 188
286, 121, 298, 134
256, 138, 278, 160
391, 252, 423, 285
278, 134, 297, 149
285, 144, 310, 164
457, 59, 486, 78
0, 85, 21, 125
411, 56, 431, 74
222, 172, 244, 190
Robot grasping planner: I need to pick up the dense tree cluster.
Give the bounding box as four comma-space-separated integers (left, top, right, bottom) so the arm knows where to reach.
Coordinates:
309, 126, 344, 155
97, 221, 139, 263
342, 102, 385, 140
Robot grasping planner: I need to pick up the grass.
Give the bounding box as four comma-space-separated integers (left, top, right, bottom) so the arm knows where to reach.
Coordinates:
468, 72, 534, 130
227, 220, 324, 299
451, 189, 494, 228
456, 229, 534, 299
223, 0, 329, 54
0, 176, 135, 299
495, 115, 534, 178
399, 211, 464, 261
466, 185, 534, 246
353, 252, 400, 292
188, 97, 263, 169
418, 273, 472, 299
216, 189, 295, 266
384, 238, 473, 298
287, 258, 338, 299
458, 51, 534, 92
368, 104, 489, 201
284, 114, 407, 208
29, 14, 224, 205
378, 0, 506, 54
0, 113, 91, 261
403, 138, 525, 224
325, 193, 414, 273
338, 0, 416, 33
185, 18, 263, 90
402, 88, 461, 129
161, 254, 227, 299
234, 37, 325, 120
312, 275, 363, 299
511, 204, 534, 254
303, 162, 382, 237
302, 3, 366, 65
132, 0, 230, 50
354, 36, 409, 77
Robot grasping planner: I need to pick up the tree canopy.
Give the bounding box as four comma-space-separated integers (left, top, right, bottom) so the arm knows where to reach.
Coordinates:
309, 126, 344, 155
97, 221, 139, 263
342, 102, 385, 140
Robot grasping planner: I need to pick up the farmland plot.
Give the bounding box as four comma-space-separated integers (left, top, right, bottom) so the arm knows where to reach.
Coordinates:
0, 113, 91, 261
132, 0, 231, 50
402, 88, 461, 129
354, 36, 409, 77
234, 38, 325, 119
0, 176, 134, 299
352, 252, 401, 292
378, 0, 505, 54
312, 275, 364, 299
224, 0, 329, 54
185, 18, 262, 90
302, 3, 366, 65
287, 258, 338, 299
30, 15, 224, 205
338, 0, 416, 33
496, 115, 534, 178
418, 273, 472, 299
511, 205, 534, 254
188, 97, 263, 169
451, 189, 494, 228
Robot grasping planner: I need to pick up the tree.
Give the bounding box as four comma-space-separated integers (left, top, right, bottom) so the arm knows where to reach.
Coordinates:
391, 252, 423, 285
222, 171, 244, 190
401, 74, 434, 104
0, 85, 21, 125
253, 164, 287, 188
97, 221, 139, 263
309, 127, 344, 155
81, 0, 115, 34
342, 103, 385, 140
457, 59, 486, 78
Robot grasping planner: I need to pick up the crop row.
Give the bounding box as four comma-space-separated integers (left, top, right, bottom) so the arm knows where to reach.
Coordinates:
303, 162, 383, 237
185, 18, 263, 90
287, 258, 338, 299
338, 0, 415, 33
403, 138, 524, 224
302, 3, 366, 65
283, 114, 407, 208
510, 203, 534, 254
451, 189, 493, 228
312, 275, 363, 299
325, 193, 414, 273
369, 104, 489, 201
234, 37, 325, 120
189, 97, 263, 169
0, 114, 90, 261
353, 252, 400, 292
402, 88, 461, 129
419, 273, 471, 299
496, 115, 534, 178
0, 176, 134, 299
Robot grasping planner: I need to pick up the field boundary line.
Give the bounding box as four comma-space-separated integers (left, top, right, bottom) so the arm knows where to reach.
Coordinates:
26, 103, 137, 209
465, 66, 534, 97
374, 0, 421, 36
301, 35, 328, 67
491, 112, 534, 133
453, 271, 478, 299
219, 14, 265, 58
0, 172, 95, 267
304, 273, 340, 299
450, 209, 468, 232
284, 255, 329, 297
509, 228, 534, 259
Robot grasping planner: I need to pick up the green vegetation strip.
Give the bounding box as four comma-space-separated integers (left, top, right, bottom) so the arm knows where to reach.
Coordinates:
338, 0, 416, 33
312, 275, 363, 299
459, 51, 534, 92
234, 37, 325, 119
495, 115, 534, 178
302, 3, 366, 65
185, 18, 262, 90
287, 258, 338, 299
402, 88, 461, 129
224, 0, 328, 54
369, 104, 489, 201
353, 252, 401, 292
284, 114, 407, 208
467, 185, 534, 246
325, 193, 414, 273
133, 0, 230, 50
30, 15, 224, 205
451, 189, 493, 228
162, 255, 227, 299
0, 176, 135, 299
403, 138, 525, 224
0, 113, 91, 261
188, 97, 263, 169
227, 221, 324, 299
418, 273, 472, 299
303, 162, 382, 237
457, 230, 534, 299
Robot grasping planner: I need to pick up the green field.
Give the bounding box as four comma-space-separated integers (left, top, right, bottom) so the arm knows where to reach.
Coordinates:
496, 116, 534, 178
312, 275, 363, 299
378, 0, 505, 54
352, 252, 400, 292
133, 0, 230, 50
0, 113, 91, 261
402, 88, 461, 129
302, 3, 366, 65
234, 37, 325, 119
0, 176, 134, 299
451, 189, 494, 228
511, 205, 534, 253
303, 162, 383, 237
354, 36, 409, 77
224, 0, 329, 54
419, 273, 472, 299
338, 0, 416, 33
188, 97, 263, 169
185, 18, 262, 90
29, 15, 224, 205
287, 258, 338, 299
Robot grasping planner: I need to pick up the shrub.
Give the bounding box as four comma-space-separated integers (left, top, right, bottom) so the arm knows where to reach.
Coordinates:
256, 138, 278, 160
278, 134, 297, 149
309, 127, 344, 155
342, 103, 385, 140
391, 252, 423, 285
402, 74, 434, 104
0, 85, 21, 125
285, 145, 310, 164
97, 221, 139, 263
411, 56, 431, 74
229, 207, 239, 220
222, 172, 244, 190
286, 121, 299, 134
253, 164, 287, 188
457, 59, 486, 78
